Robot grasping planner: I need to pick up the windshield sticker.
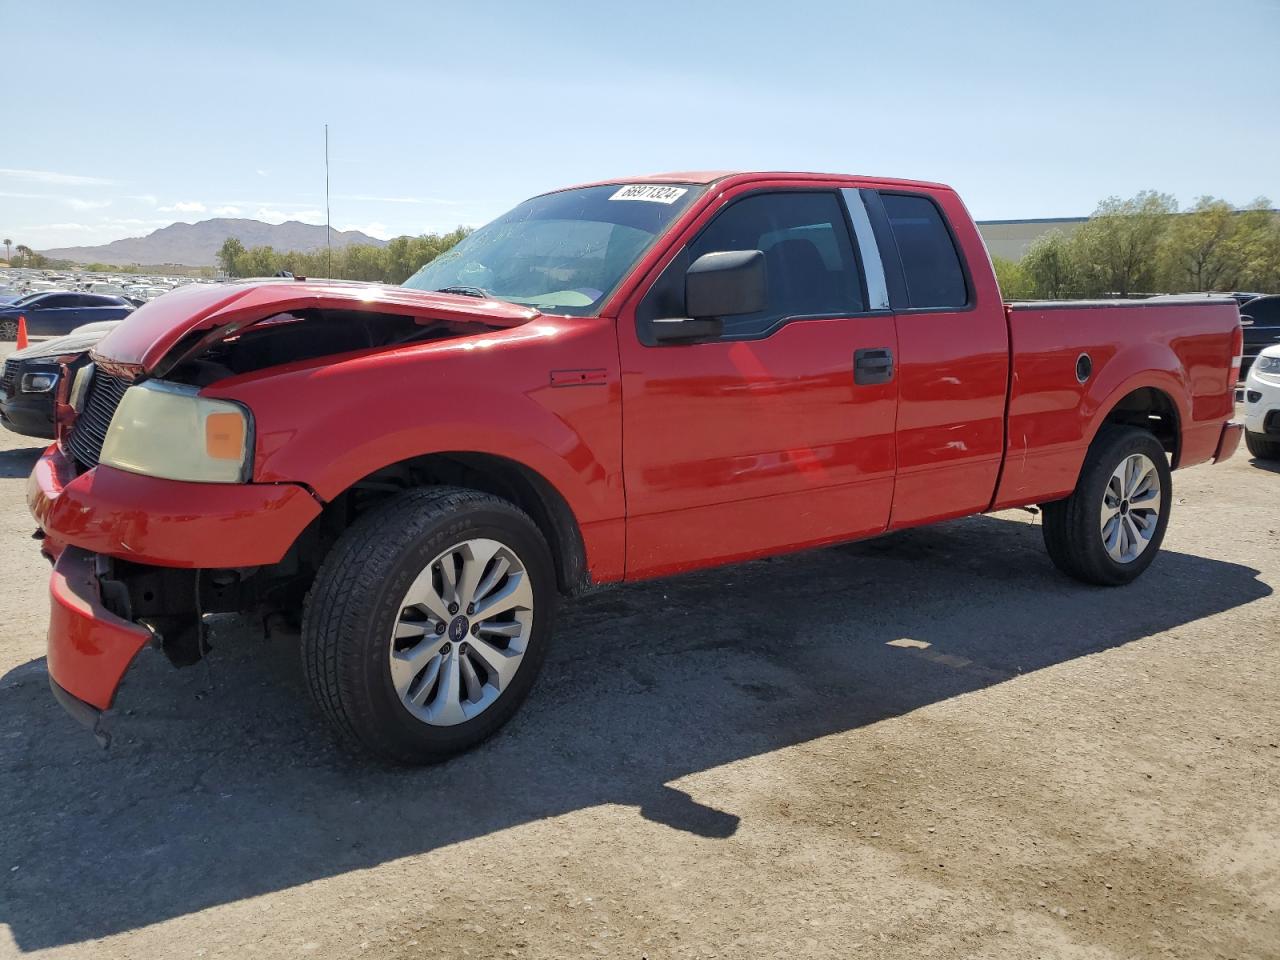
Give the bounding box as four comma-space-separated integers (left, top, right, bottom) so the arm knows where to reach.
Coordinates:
610, 184, 689, 204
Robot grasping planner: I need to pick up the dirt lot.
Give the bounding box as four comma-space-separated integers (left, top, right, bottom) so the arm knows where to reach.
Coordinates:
0, 341, 1277, 959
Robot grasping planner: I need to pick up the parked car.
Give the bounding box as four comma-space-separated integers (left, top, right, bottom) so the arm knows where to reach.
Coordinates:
1243, 343, 1280, 459
1240, 295, 1280, 379
29, 171, 1243, 760
0, 291, 134, 340
0, 321, 120, 438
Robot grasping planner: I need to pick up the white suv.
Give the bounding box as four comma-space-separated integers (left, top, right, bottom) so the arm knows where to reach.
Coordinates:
1244, 344, 1280, 460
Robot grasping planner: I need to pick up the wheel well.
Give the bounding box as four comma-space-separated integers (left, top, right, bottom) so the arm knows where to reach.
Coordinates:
1098, 387, 1181, 465
317, 453, 590, 595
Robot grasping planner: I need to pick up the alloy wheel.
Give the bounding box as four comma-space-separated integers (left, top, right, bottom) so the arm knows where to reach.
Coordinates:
1099, 453, 1163, 564
388, 538, 534, 725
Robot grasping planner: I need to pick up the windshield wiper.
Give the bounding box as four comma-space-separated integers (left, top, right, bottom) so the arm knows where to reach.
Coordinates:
434, 285, 490, 299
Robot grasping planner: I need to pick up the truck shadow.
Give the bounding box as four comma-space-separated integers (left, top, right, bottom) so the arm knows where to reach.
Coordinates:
0, 514, 1270, 950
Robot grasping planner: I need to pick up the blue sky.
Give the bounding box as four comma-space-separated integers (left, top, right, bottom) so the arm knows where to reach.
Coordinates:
5, 0, 1278, 250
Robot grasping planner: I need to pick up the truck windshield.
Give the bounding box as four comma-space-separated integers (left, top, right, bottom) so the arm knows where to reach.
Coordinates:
402, 183, 703, 315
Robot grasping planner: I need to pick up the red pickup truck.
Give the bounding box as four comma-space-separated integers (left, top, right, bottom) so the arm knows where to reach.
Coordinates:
28, 172, 1244, 762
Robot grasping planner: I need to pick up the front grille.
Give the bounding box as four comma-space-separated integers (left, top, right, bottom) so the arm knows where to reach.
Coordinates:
66, 369, 133, 469
0, 360, 16, 398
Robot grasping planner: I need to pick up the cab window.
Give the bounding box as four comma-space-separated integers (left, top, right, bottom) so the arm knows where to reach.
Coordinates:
880, 193, 968, 309
639, 191, 865, 342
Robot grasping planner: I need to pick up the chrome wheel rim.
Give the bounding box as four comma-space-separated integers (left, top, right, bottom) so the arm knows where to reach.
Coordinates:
1099, 453, 1162, 564
388, 538, 533, 726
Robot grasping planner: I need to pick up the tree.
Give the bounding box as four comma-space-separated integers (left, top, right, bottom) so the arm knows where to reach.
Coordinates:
12, 244, 46, 268
991, 256, 1033, 299
1231, 198, 1280, 292
2, 239, 10, 265
1159, 196, 1240, 291
239, 245, 281, 278
217, 237, 246, 277
1021, 230, 1077, 299
1070, 191, 1177, 297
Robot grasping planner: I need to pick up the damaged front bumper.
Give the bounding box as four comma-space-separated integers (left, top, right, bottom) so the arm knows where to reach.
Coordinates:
29, 443, 324, 740
46, 547, 154, 743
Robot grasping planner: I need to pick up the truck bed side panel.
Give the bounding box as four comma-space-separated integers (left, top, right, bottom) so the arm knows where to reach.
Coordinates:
993, 300, 1238, 510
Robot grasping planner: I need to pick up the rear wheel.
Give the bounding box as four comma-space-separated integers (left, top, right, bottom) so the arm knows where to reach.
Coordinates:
0, 318, 16, 341
1245, 430, 1280, 460
302, 486, 556, 763
1041, 427, 1172, 586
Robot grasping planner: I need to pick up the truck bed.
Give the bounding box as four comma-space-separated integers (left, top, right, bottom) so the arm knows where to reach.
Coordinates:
995, 297, 1241, 509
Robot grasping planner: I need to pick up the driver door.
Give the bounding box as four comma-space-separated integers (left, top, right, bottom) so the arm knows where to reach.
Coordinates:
617, 186, 899, 580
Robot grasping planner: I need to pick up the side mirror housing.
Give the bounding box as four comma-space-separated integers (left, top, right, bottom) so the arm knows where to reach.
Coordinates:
687, 249, 766, 319
651, 249, 767, 343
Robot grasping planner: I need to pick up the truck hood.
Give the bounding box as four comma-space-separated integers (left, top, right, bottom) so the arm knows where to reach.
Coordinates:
9, 321, 120, 361
92, 278, 539, 374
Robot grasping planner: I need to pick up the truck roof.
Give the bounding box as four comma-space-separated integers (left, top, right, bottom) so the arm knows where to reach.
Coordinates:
559, 170, 952, 193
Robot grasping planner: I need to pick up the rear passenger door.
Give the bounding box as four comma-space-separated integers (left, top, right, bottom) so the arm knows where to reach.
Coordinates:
25, 294, 78, 336
861, 189, 1010, 528
618, 185, 900, 579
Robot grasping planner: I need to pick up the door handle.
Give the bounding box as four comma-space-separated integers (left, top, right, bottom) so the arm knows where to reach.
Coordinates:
854, 348, 894, 385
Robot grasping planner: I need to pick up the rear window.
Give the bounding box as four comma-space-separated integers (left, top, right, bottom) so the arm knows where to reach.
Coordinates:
881, 193, 968, 309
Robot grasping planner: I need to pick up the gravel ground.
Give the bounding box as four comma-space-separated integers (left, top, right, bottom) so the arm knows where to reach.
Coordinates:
0, 341, 1277, 959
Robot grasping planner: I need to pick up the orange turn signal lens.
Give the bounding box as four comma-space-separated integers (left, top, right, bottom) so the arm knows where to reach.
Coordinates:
205, 411, 246, 460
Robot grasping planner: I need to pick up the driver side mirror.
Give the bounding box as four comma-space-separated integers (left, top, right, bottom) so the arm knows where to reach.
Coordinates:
651, 250, 767, 342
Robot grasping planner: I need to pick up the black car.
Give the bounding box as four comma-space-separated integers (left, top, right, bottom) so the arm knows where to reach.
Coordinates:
0, 291, 134, 340
1241, 295, 1280, 379
0, 321, 119, 439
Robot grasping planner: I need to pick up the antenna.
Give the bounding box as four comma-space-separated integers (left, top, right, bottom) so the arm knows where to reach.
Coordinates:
324, 123, 332, 278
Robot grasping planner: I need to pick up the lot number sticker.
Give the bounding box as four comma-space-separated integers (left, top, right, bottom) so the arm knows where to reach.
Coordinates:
610, 184, 689, 204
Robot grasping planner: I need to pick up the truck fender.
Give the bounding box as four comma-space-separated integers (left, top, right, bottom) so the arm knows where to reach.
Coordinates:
1080, 342, 1189, 454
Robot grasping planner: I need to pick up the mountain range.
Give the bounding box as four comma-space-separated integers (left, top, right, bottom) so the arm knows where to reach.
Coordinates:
40, 218, 388, 268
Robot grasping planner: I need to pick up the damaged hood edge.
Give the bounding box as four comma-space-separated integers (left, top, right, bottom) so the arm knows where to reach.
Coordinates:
91, 279, 540, 375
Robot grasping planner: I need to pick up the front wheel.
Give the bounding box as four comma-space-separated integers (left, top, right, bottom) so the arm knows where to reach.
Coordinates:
1040, 426, 1172, 586
302, 487, 557, 763
1245, 430, 1280, 461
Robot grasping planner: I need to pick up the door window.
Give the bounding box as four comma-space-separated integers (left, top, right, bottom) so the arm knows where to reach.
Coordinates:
879, 193, 968, 309
642, 191, 864, 341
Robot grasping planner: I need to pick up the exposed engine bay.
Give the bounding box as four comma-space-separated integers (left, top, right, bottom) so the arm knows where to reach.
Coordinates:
162, 307, 484, 386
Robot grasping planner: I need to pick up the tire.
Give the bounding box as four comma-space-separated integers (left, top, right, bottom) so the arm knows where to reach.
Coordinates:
302, 486, 557, 764
1245, 430, 1280, 461
1040, 426, 1172, 586
0, 318, 15, 341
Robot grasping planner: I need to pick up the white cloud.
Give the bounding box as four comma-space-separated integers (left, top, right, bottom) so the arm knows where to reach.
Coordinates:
159, 200, 207, 213
1, 190, 112, 211
256, 169, 269, 177
212, 205, 242, 217
222, 198, 320, 209
125, 194, 158, 206
254, 207, 324, 224
0, 167, 115, 186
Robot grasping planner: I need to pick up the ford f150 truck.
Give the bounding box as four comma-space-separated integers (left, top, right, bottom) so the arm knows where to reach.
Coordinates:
27, 172, 1245, 762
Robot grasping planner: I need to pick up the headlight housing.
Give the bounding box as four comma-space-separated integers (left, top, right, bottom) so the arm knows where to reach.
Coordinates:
1255, 354, 1280, 376
20, 371, 58, 393
99, 380, 253, 483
